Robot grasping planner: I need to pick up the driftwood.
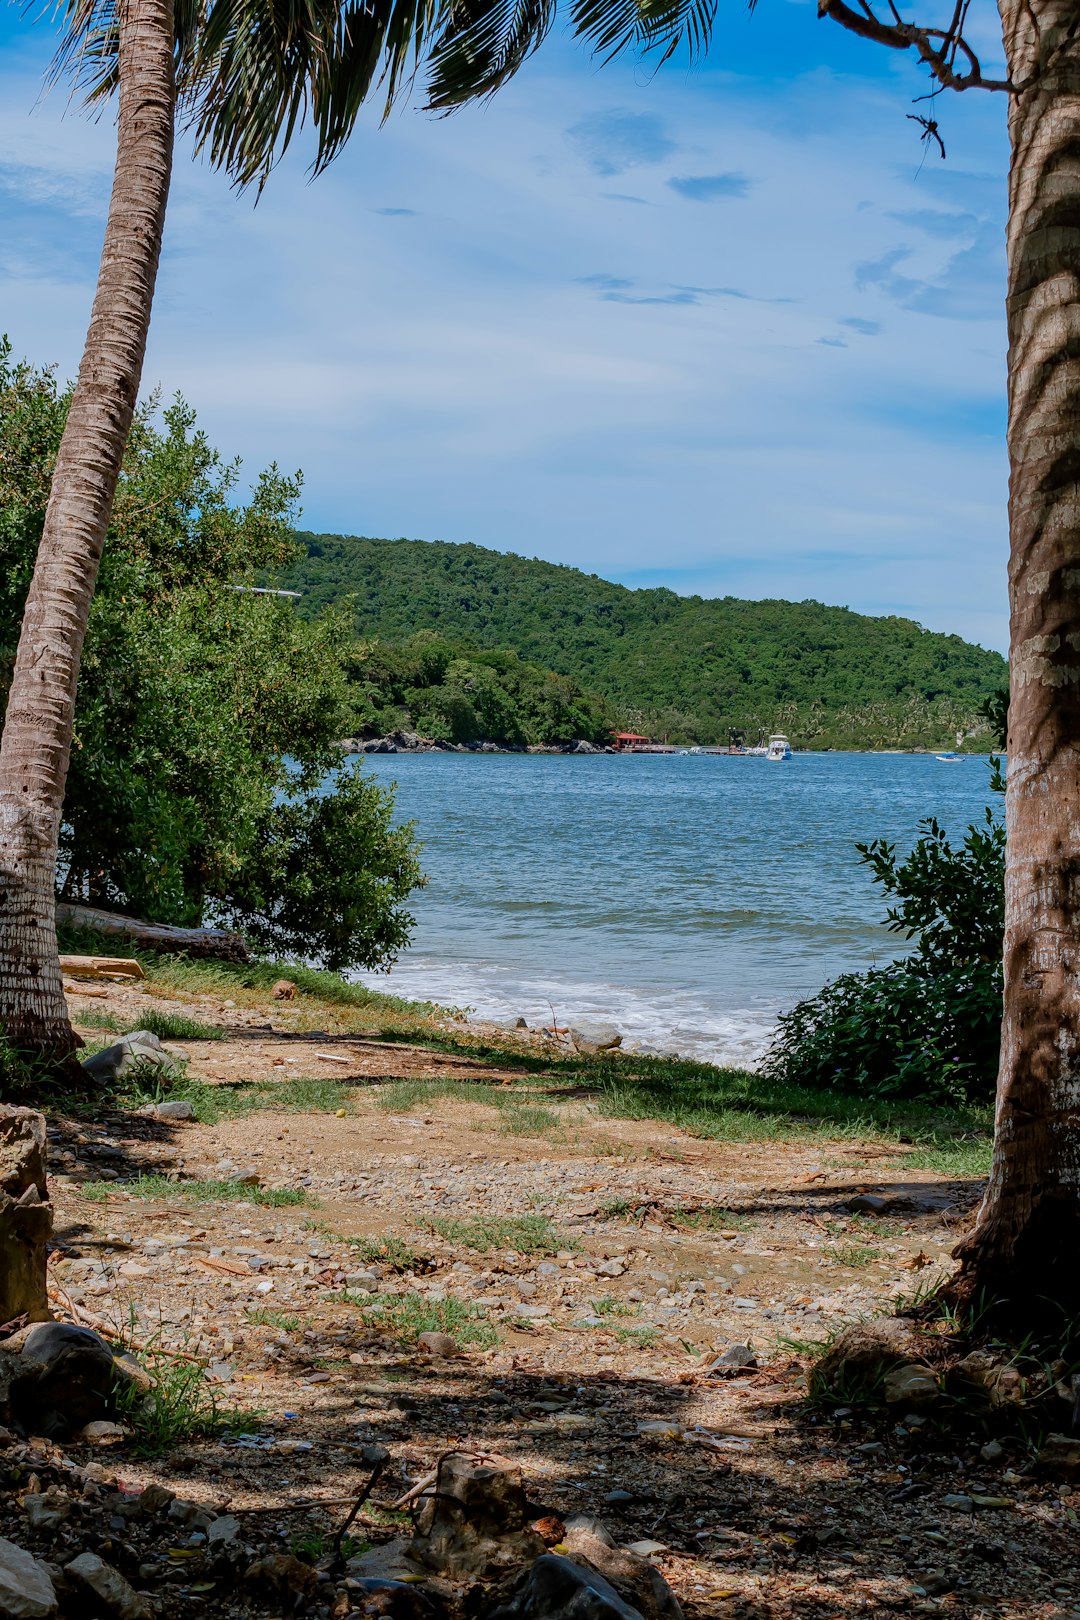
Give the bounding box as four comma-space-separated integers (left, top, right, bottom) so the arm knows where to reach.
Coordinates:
56, 903, 250, 963
60, 955, 145, 983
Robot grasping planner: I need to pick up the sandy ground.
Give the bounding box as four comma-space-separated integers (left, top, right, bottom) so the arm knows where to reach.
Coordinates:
22, 981, 1080, 1619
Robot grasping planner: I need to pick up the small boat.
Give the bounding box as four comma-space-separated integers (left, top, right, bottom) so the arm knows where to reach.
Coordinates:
935, 751, 963, 762
766, 733, 792, 762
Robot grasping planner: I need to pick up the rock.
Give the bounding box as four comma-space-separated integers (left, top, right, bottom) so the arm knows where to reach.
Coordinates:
0, 1110, 51, 1328
487, 1554, 645, 1620
981, 1440, 1004, 1463
1037, 1433, 1080, 1479
564, 1517, 615, 1549
846, 1194, 889, 1214
417, 1332, 458, 1357
883, 1363, 940, 1407
0, 1536, 57, 1618
561, 1525, 683, 1620
420, 1453, 545, 1578
244, 1553, 318, 1602
64, 1552, 151, 1620
941, 1494, 974, 1513
347, 1539, 428, 1585
0, 1322, 122, 1437
706, 1343, 756, 1373
23, 1493, 70, 1532
136, 1484, 175, 1516
80, 1031, 166, 1085
138, 1100, 194, 1121
595, 1258, 627, 1279
950, 1351, 1023, 1407
812, 1318, 923, 1401
570, 1024, 623, 1053
207, 1513, 241, 1545
346, 1577, 445, 1618
78, 1419, 127, 1443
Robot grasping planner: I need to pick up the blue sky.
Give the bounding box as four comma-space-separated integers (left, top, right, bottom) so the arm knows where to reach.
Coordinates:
0, 1, 1010, 649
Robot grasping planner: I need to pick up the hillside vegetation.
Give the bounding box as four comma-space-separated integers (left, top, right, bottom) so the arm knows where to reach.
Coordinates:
283, 533, 1007, 749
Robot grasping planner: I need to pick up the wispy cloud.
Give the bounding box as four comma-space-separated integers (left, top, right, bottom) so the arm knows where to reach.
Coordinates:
375, 206, 417, 217
667, 172, 750, 201
566, 110, 676, 175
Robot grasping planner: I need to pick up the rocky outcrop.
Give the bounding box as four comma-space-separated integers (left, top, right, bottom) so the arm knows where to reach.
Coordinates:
0, 1109, 52, 1329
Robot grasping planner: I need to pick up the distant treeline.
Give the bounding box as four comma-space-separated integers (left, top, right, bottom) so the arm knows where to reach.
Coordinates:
280, 533, 1008, 750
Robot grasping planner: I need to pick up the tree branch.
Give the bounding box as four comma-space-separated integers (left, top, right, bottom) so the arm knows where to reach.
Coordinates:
817, 0, 1014, 92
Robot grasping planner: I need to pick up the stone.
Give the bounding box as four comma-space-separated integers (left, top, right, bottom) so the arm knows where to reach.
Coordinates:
345, 1577, 445, 1618
562, 1525, 683, 1620
0, 1322, 122, 1437
64, 1552, 152, 1620
138, 1100, 194, 1121
207, 1514, 241, 1545
0, 1536, 57, 1619
23, 1493, 70, 1532
417, 1332, 458, 1357
883, 1364, 940, 1408
595, 1258, 627, 1279
80, 1032, 167, 1085
136, 1484, 174, 1516
420, 1453, 545, 1578
570, 1024, 623, 1053
846, 1194, 889, 1214
78, 1419, 127, 1443
812, 1318, 923, 1401
0, 1110, 47, 1201
706, 1343, 756, 1373
1037, 1433, 1080, 1479
244, 1553, 318, 1601
981, 1440, 1004, 1463
951, 1351, 1023, 1407
487, 1554, 645, 1620
941, 1494, 974, 1513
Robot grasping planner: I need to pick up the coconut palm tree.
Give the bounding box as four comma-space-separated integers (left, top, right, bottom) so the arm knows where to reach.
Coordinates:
0, 0, 451, 1057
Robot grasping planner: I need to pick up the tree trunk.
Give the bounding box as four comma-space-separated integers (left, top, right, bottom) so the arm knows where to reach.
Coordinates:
0, 0, 175, 1055
951, 1, 1080, 1319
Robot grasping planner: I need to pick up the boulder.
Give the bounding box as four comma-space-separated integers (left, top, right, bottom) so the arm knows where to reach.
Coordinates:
570, 1024, 622, 1054
80, 1031, 167, 1085
882, 1363, 940, 1408
64, 1553, 151, 1620
0, 1322, 125, 1437
487, 1554, 645, 1620
421, 1454, 546, 1578
561, 1525, 683, 1620
1037, 1433, 1080, 1480
0, 1109, 51, 1327
0, 1537, 56, 1619
812, 1318, 924, 1401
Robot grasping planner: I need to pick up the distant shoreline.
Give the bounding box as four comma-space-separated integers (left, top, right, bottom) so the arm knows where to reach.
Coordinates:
343, 732, 992, 758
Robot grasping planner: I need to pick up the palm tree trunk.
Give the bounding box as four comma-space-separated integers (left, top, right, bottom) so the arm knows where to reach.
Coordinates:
0, 0, 174, 1055
951, 1, 1080, 1317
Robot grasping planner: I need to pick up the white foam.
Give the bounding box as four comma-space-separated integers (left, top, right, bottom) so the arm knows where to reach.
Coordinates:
353, 956, 781, 1069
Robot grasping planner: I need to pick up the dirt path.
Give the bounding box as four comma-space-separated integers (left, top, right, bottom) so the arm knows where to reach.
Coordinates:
18, 984, 1080, 1619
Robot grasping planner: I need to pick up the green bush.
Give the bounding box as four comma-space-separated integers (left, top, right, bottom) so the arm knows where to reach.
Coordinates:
764, 774, 1004, 1104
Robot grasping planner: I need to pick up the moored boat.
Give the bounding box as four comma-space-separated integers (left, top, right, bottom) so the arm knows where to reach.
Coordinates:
766, 733, 793, 762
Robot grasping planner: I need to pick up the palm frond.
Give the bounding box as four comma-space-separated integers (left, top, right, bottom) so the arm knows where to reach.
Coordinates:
425, 0, 554, 108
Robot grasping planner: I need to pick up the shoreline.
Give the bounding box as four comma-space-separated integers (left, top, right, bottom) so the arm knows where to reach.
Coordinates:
343, 730, 993, 757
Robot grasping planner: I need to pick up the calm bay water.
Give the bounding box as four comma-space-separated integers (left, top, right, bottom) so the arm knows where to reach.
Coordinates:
351, 752, 997, 1068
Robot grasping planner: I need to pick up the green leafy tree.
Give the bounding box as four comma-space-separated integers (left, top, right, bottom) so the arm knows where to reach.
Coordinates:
0, 345, 422, 970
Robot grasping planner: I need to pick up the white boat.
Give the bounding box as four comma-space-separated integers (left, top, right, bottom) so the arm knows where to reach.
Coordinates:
935, 751, 963, 762
766, 733, 792, 761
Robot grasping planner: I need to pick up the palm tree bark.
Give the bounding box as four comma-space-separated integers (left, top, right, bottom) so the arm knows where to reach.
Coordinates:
951, 0, 1080, 1317
0, 0, 174, 1054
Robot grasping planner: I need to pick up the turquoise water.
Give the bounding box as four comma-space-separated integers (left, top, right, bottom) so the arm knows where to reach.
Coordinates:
352, 752, 997, 1067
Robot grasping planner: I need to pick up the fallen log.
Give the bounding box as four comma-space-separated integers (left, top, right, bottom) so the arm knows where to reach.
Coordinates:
56, 903, 250, 963
60, 955, 145, 983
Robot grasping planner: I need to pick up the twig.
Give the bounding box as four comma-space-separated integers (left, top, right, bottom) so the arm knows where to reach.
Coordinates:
332, 1451, 387, 1565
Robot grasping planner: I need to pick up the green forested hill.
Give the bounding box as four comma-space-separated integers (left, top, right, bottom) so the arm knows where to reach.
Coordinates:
282, 533, 1007, 749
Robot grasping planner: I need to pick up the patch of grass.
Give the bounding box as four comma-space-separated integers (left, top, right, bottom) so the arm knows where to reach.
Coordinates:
343, 1235, 422, 1273
902, 1136, 993, 1176
598, 1197, 632, 1220
614, 1325, 656, 1347
291, 1529, 368, 1562
829, 1242, 882, 1269
667, 1206, 750, 1233
426, 1214, 574, 1256
246, 1308, 303, 1332
590, 1296, 637, 1318
112, 1069, 359, 1125
76, 1008, 126, 1035
88, 1174, 311, 1207
113, 1352, 234, 1455
129, 1008, 226, 1042
375, 1078, 503, 1113
498, 1104, 560, 1138
347, 1290, 498, 1350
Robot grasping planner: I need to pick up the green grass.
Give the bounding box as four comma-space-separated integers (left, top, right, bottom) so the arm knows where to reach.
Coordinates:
614, 1325, 657, 1347
246, 1308, 304, 1332
84, 1174, 311, 1207
112, 1068, 360, 1125
426, 1214, 573, 1256
113, 1351, 238, 1455
667, 1207, 750, 1233
342, 1234, 422, 1272
291, 1530, 367, 1562
77, 1007, 225, 1042
830, 1242, 882, 1269
498, 1103, 560, 1137
590, 1296, 637, 1318
346, 1290, 498, 1350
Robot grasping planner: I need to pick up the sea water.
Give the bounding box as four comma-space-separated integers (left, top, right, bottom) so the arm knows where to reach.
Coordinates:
350, 751, 997, 1068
